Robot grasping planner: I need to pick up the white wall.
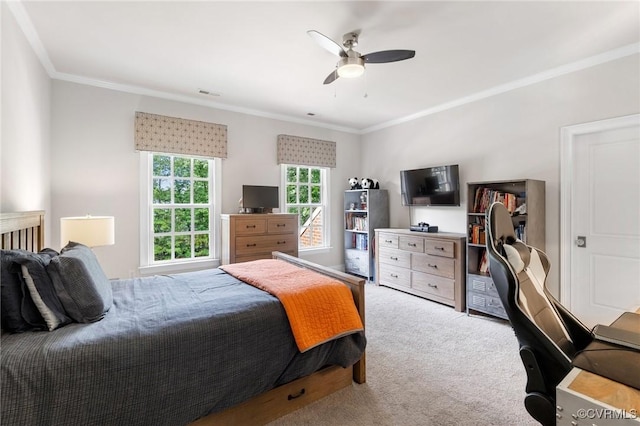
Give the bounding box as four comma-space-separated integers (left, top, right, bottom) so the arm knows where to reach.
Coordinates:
5, 0, 639, 297
50, 81, 361, 278
1, 3, 52, 240
362, 54, 640, 296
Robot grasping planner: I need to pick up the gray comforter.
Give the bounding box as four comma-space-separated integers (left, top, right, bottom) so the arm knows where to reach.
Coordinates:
1, 268, 366, 426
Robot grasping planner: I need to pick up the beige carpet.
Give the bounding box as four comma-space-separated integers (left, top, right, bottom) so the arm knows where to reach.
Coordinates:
270, 284, 538, 426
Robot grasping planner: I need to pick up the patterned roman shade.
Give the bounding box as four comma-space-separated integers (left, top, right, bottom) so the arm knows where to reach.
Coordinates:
134, 112, 227, 158
277, 134, 336, 168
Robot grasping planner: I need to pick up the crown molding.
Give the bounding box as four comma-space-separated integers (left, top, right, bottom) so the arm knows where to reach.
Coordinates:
362, 42, 640, 134
9, 1, 639, 136
53, 71, 360, 134
6, 0, 56, 76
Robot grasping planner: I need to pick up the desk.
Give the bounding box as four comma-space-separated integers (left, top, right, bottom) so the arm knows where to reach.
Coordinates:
557, 368, 640, 425
556, 311, 640, 425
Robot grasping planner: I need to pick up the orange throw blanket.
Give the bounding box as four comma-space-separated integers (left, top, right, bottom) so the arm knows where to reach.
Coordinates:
220, 259, 363, 353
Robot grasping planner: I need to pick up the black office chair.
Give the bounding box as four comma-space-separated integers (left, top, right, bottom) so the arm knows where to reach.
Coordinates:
485, 202, 593, 426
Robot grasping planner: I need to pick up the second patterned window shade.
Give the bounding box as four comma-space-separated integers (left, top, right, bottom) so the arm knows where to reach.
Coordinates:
277, 134, 336, 168
135, 112, 227, 158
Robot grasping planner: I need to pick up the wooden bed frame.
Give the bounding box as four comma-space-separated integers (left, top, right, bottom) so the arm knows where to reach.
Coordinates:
0, 211, 366, 426
0, 211, 45, 251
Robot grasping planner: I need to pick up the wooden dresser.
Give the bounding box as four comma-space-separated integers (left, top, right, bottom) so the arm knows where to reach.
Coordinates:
375, 229, 466, 312
221, 214, 298, 264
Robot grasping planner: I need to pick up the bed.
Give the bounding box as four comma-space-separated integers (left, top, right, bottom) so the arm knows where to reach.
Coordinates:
0, 211, 366, 426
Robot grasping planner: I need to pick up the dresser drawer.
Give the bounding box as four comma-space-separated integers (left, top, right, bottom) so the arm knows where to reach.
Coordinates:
378, 247, 411, 268
379, 264, 411, 289
267, 216, 297, 234
467, 290, 507, 319
374, 229, 466, 312
234, 218, 267, 235
468, 274, 500, 297
412, 253, 455, 279
412, 271, 455, 300
345, 249, 368, 264
399, 236, 424, 253
425, 239, 455, 258
345, 249, 369, 276
235, 234, 296, 255
222, 214, 298, 265
378, 233, 399, 249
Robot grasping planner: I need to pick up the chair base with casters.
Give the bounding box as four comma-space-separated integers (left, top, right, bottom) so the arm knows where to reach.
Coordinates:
486, 202, 593, 426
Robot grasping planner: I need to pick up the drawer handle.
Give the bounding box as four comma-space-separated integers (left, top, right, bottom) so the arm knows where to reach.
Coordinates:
428, 264, 438, 269
276, 223, 286, 227
428, 283, 438, 289
246, 243, 257, 247
408, 243, 417, 247
385, 239, 393, 243
434, 246, 445, 251
288, 388, 306, 400
277, 240, 286, 245
390, 273, 398, 278
246, 225, 256, 229
390, 256, 398, 261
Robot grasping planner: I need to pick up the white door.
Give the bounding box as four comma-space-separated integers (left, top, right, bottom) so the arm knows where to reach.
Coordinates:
561, 115, 640, 328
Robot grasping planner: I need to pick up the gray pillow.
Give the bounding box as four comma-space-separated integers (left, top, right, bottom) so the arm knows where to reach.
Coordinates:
1, 249, 47, 332
14, 249, 71, 331
47, 242, 112, 323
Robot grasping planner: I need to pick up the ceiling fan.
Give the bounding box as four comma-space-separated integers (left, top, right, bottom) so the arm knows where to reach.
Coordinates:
307, 30, 415, 85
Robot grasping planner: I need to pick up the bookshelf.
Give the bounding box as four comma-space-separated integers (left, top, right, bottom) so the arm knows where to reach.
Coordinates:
344, 189, 389, 280
466, 179, 545, 319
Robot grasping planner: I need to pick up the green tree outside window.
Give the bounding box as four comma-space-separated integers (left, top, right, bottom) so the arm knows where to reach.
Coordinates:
151, 154, 213, 262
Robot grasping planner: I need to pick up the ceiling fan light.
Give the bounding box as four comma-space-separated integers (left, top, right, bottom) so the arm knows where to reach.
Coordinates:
338, 63, 365, 78
337, 56, 365, 78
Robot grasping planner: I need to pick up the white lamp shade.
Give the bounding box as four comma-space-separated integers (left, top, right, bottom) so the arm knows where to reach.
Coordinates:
60, 216, 115, 248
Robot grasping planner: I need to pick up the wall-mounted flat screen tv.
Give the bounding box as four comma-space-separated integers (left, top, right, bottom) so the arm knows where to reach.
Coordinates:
400, 165, 460, 206
242, 185, 279, 213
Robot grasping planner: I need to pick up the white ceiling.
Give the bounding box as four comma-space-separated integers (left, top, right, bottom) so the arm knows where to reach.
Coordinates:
12, 1, 640, 133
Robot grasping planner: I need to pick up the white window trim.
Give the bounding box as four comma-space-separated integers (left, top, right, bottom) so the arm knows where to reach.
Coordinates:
280, 164, 331, 253
139, 152, 222, 275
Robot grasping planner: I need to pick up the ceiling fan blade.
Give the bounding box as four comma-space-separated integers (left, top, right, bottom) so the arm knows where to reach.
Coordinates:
307, 30, 348, 58
323, 69, 339, 85
362, 50, 416, 63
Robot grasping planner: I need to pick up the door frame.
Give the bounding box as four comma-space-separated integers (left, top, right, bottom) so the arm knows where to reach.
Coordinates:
559, 113, 640, 308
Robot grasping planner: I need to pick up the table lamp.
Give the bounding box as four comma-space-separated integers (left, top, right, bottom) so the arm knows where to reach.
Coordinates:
60, 215, 115, 248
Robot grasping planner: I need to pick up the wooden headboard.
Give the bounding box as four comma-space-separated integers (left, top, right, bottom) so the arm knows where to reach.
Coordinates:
0, 211, 45, 252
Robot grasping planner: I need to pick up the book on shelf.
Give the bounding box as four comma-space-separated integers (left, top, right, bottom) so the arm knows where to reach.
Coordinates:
469, 224, 486, 245
345, 213, 368, 231
472, 187, 519, 214
468, 216, 486, 244
478, 249, 489, 274
352, 233, 368, 250
351, 216, 368, 231
515, 221, 526, 242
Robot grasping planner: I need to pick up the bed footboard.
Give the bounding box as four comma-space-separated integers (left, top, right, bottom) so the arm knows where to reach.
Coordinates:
271, 251, 366, 384
190, 253, 366, 426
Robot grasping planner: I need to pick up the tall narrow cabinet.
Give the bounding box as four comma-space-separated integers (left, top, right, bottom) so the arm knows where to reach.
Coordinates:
344, 189, 389, 280
466, 179, 545, 319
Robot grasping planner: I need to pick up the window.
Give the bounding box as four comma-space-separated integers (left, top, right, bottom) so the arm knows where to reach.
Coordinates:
282, 165, 329, 250
140, 153, 220, 272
